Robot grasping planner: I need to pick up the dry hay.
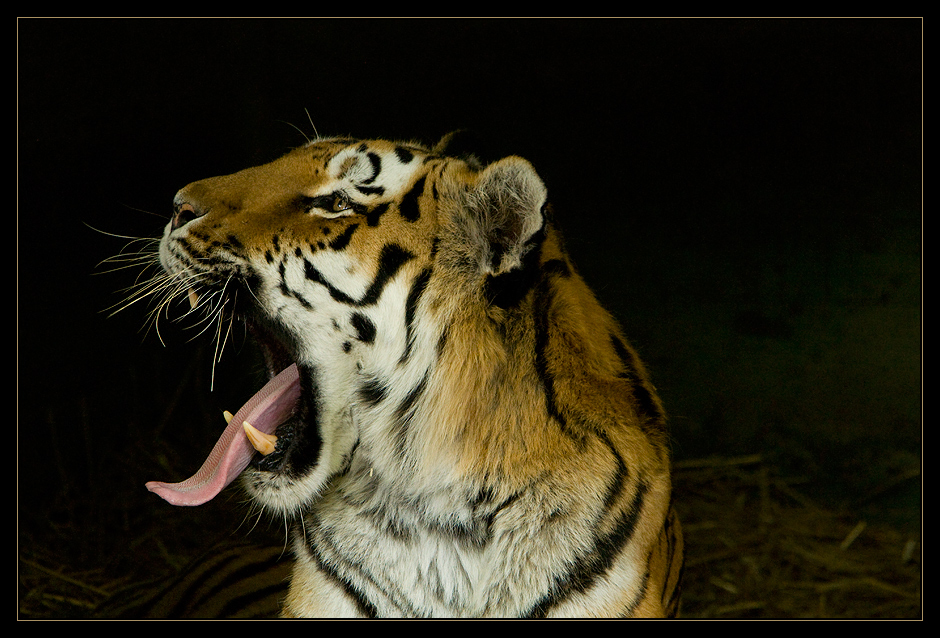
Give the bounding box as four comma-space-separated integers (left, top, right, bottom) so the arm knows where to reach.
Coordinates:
673, 454, 921, 619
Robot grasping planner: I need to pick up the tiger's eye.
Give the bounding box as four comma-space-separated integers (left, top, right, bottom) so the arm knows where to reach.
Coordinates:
332, 195, 350, 212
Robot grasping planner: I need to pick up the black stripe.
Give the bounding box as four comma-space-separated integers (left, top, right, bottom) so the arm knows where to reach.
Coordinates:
359, 244, 415, 306
361, 152, 382, 184
225, 234, 244, 251
523, 480, 650, 618
398, 175, 426, 222
532, 259, 580, 443
533, 281, 559, 420
365, 202, 389, 227
355, 184, 385, 196
660, 508, 685, 617
400, 267, 432, 364
278, 261, 313, 309
303, 511, 428, 617
328, 223, 359, 250
303, 243, 415, 307
350, 312, 376, 344
300, 520, 379, 618
436, 324, 449, 359
174, 237, 195, 256
610, 334, 666, 429
391, 378, 425, 458
598, 431, 630, 512
541, 258, 571, 278
660, 553, 681, 614
483, 230, 551, 310
304, 258, 354, 304
359, 376, 388, 406
393, 373, 428, 456
394, 146, 414, 164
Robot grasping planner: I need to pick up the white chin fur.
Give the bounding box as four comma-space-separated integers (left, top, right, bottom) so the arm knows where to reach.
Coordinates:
242, 406, 359, 517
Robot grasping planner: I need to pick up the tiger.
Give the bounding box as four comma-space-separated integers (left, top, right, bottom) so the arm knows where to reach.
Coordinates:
95, 540, 291, 619
140, 133, 684, 618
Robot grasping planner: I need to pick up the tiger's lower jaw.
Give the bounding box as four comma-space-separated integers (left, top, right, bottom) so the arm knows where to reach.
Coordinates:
226, 316, 363, 516
240, 403, 360, 517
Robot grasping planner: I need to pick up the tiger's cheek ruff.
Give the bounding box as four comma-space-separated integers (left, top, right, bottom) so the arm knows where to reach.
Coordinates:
143, 136, 683, 618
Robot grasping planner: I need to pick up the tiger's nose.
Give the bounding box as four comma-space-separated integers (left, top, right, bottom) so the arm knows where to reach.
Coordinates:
171, 199, 202, 230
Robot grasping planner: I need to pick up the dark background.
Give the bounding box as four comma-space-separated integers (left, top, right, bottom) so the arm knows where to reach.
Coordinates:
18, 18, 920, 616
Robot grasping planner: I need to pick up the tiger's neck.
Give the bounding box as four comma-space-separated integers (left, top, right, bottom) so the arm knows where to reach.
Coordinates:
341, 227, 648, 502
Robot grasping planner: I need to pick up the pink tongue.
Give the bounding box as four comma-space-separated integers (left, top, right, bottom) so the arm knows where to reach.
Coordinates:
145, 363, 301, 506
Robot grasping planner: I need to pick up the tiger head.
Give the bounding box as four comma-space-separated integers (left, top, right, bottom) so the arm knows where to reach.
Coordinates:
145, 136, 550, 516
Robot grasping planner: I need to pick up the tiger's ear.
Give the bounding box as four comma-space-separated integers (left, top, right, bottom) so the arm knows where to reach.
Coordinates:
470, 156, 547, 275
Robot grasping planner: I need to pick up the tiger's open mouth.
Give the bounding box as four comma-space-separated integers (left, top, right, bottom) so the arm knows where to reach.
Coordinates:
145, 291, 308, 507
